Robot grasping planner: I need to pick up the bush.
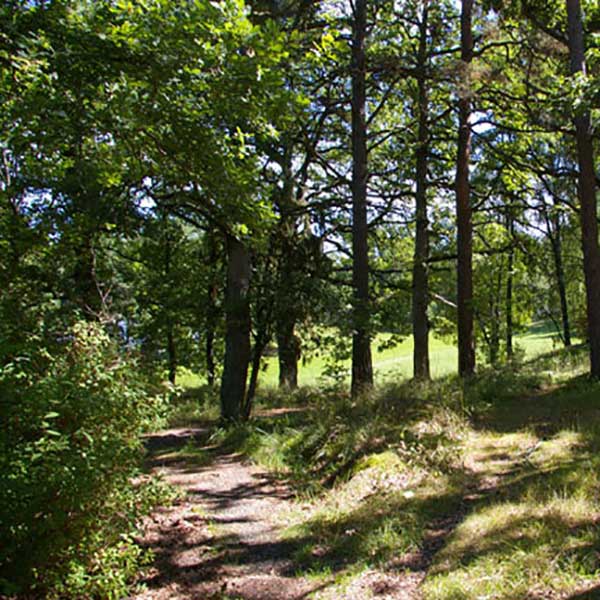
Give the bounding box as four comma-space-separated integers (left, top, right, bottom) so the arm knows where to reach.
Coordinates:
0, 321, 171, 598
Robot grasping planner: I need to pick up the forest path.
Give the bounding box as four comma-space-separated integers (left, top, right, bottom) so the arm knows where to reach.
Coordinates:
130, 425, 323, 600
129, 423, 551, 600
130, 424, 425, 600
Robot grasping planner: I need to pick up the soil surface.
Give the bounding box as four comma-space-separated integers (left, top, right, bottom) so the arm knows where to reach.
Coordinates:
130, 426, 426, 600
131, 426, 321, 599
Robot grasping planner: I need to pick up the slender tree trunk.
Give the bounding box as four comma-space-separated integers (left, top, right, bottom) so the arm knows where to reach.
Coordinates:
412, 0, 431, 381
506, 213, 514, 359
490, 268, 502, 365
542, 201, 572, 347
351, 0, 373, 397
72, 119, 102, 318
243, 332, 269, 420
73, 229, 100, 316
456, 0, 475, 377
276, 152, 301, 390
206, 312, 216, 387
167, 323, 176, 384
164, 223, 176, 384
552, 214, 572, 347
566, 0, 600, 377
205, 231, 218, 387
220, 235, 251, 421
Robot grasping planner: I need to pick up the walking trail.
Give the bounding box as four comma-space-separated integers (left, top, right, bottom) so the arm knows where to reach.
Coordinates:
131, 425, 321, 600
130, 425, 436, 600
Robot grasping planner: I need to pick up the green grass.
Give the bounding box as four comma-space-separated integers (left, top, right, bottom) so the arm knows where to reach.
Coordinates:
170, 325, 598, 599
258, 321, 573, 388
423, 379, 600, 600
188, 341, 599, 599
174, 321, 573, 391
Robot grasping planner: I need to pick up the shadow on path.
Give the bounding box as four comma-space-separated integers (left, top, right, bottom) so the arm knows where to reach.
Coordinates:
131, 425, 326, 600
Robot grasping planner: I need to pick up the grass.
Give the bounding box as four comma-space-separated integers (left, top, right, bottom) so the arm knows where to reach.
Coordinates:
261, 321, 573, 387
423, 418, 600, 599
174, 340, 600, 599
167, 324, 599, 599
257, 332, 457, 387
177, 321, 575, 390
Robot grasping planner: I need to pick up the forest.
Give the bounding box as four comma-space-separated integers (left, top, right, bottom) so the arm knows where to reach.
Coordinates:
2, 0, 600, 598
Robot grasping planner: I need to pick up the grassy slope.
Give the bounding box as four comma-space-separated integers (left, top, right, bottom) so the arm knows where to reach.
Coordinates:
181, 343, 600, 599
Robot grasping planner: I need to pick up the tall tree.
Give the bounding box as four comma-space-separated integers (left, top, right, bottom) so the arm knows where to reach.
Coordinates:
412, 0, 432, 380
565, 0, 600, 377
351, 0, 373, 396
456, 0, 476, 376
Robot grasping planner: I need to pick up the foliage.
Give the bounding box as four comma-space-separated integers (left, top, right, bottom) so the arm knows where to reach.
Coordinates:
0, 321, 172, 597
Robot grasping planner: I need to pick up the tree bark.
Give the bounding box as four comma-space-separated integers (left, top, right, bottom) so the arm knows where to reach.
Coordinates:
205, 231, 219, 387
220, 235, 252, 421
552, 213, 572, 347
277, 318, 299, 389
276, 150, 301, 390
490, 268, 502, 365
164, 222, 176, 384
456, 0, 475, 377
167, 323, 177, 384
565, 0, 600, 377
506, 213, 514, 359
72, 230, 100, 317
412, 0, 431, 381
350, 0, 373, 397
544, 205, 572, 348
244, 331, 269, 420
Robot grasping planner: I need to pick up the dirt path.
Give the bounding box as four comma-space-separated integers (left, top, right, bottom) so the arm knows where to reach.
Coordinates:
131, 427, 322, 600
130, 426, 542, 600
131, 426, 433, 600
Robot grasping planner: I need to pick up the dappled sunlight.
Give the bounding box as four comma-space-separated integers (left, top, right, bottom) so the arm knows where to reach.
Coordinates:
131, 347, 600, 599
422, 417, 600, 599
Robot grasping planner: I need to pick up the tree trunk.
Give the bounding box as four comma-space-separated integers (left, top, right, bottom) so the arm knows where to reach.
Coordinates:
412, 0, 431, 381
206, 316, 216, 387
276, 151, 301, 390
552, 214, 572, 347
220, 235, 251, 421
277, 318, 299, 389
164, 224, 176, 384
243, 332, 269, 420
350, 0, 373, 397
490, 268, 502, 365
505, 213, 514, 359
205, 231, 219, 387
167, 323, 177, 384
566, 0, 600, 377
456, 0, 475, 377
73, 231, 100, 317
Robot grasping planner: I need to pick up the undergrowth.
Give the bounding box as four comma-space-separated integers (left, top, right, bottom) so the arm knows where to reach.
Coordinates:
0, 322, 176, 599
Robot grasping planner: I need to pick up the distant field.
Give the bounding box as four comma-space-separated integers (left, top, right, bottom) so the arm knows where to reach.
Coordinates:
176, 321, 571, 390
259, 321, 570, 388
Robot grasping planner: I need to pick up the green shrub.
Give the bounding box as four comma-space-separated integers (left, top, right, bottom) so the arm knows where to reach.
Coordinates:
0, 321, 171, 597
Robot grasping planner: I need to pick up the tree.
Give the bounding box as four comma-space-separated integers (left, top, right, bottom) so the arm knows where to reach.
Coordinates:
350, 0, 374, 396
456, 0, 476, 377
565, 0, 600, 377
411, 0, 432, 380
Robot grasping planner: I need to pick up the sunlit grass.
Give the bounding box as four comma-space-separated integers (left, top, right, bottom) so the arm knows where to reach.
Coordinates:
170, 331, 599, 599
259, 321, 573, 388
175, 321, 576, 391
422, 384, 600, 600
